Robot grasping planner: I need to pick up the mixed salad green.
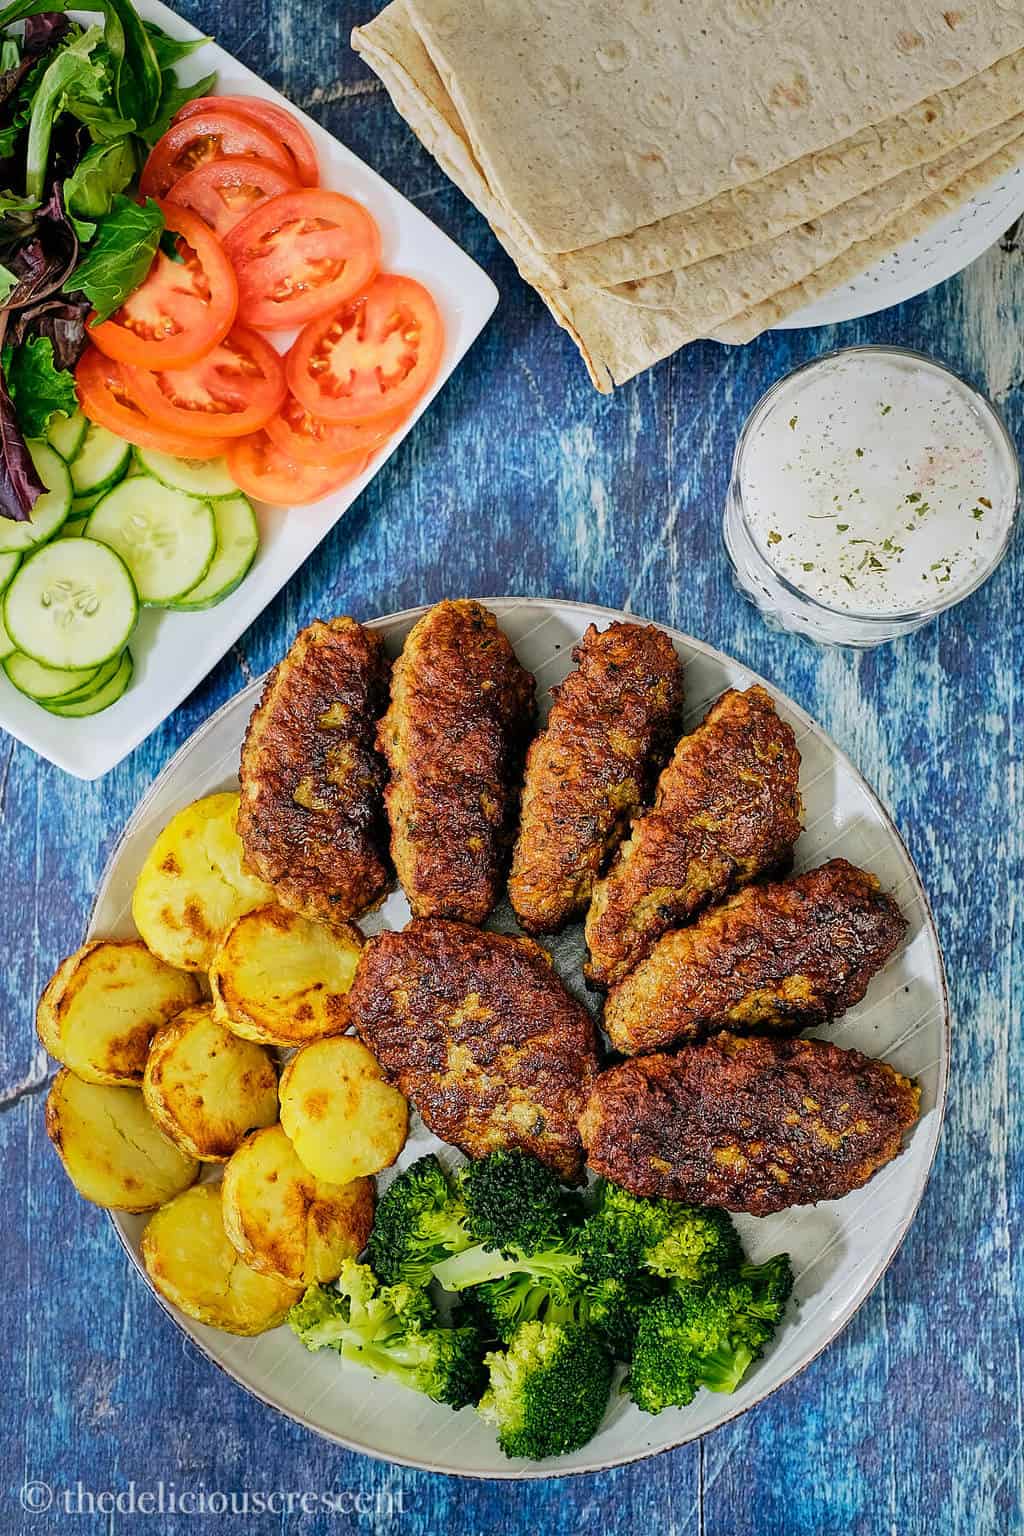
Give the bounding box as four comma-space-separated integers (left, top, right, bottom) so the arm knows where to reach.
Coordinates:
0, 0, 213, 520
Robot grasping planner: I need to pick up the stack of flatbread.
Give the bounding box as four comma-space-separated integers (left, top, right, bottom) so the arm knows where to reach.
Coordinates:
353, 1, 1024, 392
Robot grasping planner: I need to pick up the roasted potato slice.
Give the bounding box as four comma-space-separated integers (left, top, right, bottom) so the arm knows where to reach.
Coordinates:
221, 1123, 374, 1284
143, 1004, 279, 1161
279, 1036, 408, 1184
46, 1069, 199, 1211
132, 792, 275, 971
37, 941, 201, 1085
141, 1183, 301, 1335
210, 904, 363, 1046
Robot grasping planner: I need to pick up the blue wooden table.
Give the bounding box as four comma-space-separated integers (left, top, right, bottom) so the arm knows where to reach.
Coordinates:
3, 6, 1021, 1533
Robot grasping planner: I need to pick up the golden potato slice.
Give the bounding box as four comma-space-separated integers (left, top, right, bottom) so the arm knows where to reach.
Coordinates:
46, 1069, 199, 1211
141, 1183, 301, 1335
279, 1036, 408, 1184
221, 1123, 374, 1284
37, 940, 201, 1084
210, 904, 362, 1046
143, 1004, 279, 1161
132, 792, 275, 971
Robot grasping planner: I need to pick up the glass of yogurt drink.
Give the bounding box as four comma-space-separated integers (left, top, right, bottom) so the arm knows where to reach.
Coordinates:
723, 347, 1019, 646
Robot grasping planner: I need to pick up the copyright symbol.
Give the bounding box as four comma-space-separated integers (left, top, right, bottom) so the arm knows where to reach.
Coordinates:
20, 1482, 53, 1514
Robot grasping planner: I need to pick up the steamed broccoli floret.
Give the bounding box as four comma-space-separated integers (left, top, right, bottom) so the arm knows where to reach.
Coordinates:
287, 1261, 485, 1410
581, 1270, 664, 1361
367, 1155, 474, 1285
431, 1150, 582, 1295
478, 1320, 613, 1459
578, 1181, 742, 1286
629, 1254, 794, 1413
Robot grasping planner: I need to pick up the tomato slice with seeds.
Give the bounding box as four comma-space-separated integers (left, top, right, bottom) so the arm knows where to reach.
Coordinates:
140, 110, 294, 199
76, 347, 232, 459
226, 430, 368, 505
87, 203, 238, 372
123, 326, 287, 441
285, 273, 443, 425
166, 155, 298, 239
221, 189, 381, 331
173, 96, 319, 187
264, 392, 404, 467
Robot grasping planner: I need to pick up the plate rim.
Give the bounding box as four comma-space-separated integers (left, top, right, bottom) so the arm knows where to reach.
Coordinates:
91, 595, 950, 1479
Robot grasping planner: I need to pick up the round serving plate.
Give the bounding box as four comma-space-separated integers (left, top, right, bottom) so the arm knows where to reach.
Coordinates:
781, 161, 1024, 328
89, 597, 949, 1479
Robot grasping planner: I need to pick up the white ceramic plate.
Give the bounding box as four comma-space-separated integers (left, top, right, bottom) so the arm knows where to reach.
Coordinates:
89, 597, 948, 1478
0, 1, 497, 781
782, 160, 1024, 328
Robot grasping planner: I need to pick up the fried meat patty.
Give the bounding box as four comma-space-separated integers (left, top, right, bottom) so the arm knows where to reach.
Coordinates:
603, 859, 907, 1055
585, 686, 802, 986
347, 918, 599, 1181
238, 617, 392, 923
508, 622, 684, 935
379, 600, 536, 924
579, 1032, 921, 1214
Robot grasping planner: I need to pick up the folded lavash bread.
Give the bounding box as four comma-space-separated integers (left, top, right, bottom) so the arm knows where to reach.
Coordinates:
402, 0, 1024, 253
353, 3, 1024, 389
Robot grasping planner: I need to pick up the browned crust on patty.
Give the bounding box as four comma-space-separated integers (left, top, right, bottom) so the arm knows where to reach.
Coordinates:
378, 600, 537, 925
585, 685, 803, 986
603, 858, 907, 1055
237, 617, 392, 923
509, 622, 684, 935
347, 918, 599, 1182
579, 1031, 921, 1214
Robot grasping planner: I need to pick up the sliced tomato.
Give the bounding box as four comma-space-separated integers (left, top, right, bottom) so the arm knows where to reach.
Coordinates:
87, 202, 238, 371
123, 326, 287, 441
264, 392, 404, 466
286, 273, 443, 425
140, 110, 294, 199
166, 155, 298, 238
173, 96, 319, 187
76, 347, 232, 459
221, 189, 380, 331
226, 431, 367, 505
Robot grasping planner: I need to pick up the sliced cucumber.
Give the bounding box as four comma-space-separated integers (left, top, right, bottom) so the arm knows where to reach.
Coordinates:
86, 481, 216, 605
0, 442, 72, 554
0, 613, 14, 663
47, 408, 88, 463
70, 422, 131, 497
46, 648, 125, 704
167, 495, 259, 611
58, 515, 91, 540
3, 651, 101, 702
45, 649, 132, 716
0, 551, 20, 592
4, 538, 137, 670
72, 489, 105, 517
134, 447, 237, 499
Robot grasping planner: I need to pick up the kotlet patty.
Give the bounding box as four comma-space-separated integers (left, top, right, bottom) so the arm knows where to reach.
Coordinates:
347, 918, 600, 1182
238, 617, 392, 924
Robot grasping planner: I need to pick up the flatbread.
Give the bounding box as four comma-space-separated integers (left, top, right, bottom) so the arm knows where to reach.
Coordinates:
404, 0, 1024, 252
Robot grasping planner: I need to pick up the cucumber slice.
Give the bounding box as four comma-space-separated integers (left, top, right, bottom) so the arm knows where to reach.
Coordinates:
0, 442, 72, 554
0, 551, 20, 592
47, 408, 87, 462
168, 495, 259, 610
0, 613, 14, 663
86, 481, 216, 605
4, 538, 138, 670
134, 447, 237, 499
44, 648, 125, 705
58, 515, 91, 540
72, 490, 105, 517
3, 651, 101, 702
45, 649, 132, 716
70, 422, 131, 497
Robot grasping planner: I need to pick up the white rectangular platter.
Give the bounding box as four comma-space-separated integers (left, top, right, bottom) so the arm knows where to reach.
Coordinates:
0, 0, 498, 779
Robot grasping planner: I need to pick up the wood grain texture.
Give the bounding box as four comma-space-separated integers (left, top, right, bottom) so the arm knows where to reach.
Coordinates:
1, 6, 1021, 1531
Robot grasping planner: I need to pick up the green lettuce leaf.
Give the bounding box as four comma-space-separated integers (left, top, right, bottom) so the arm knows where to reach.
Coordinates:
1, 334, 77, 438
63, 135, 137, 218
68, 192, 163, 322
142, 66, 215, 144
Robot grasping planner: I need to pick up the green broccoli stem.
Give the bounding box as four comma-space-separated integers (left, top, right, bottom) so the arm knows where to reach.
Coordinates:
338, 1338, 425, 1391
696, 1342, 755, 1394
433, 1243, 580, 1293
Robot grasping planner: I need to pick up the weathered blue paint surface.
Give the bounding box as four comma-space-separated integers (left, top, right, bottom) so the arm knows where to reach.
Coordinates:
2, 8, 1022, 1533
